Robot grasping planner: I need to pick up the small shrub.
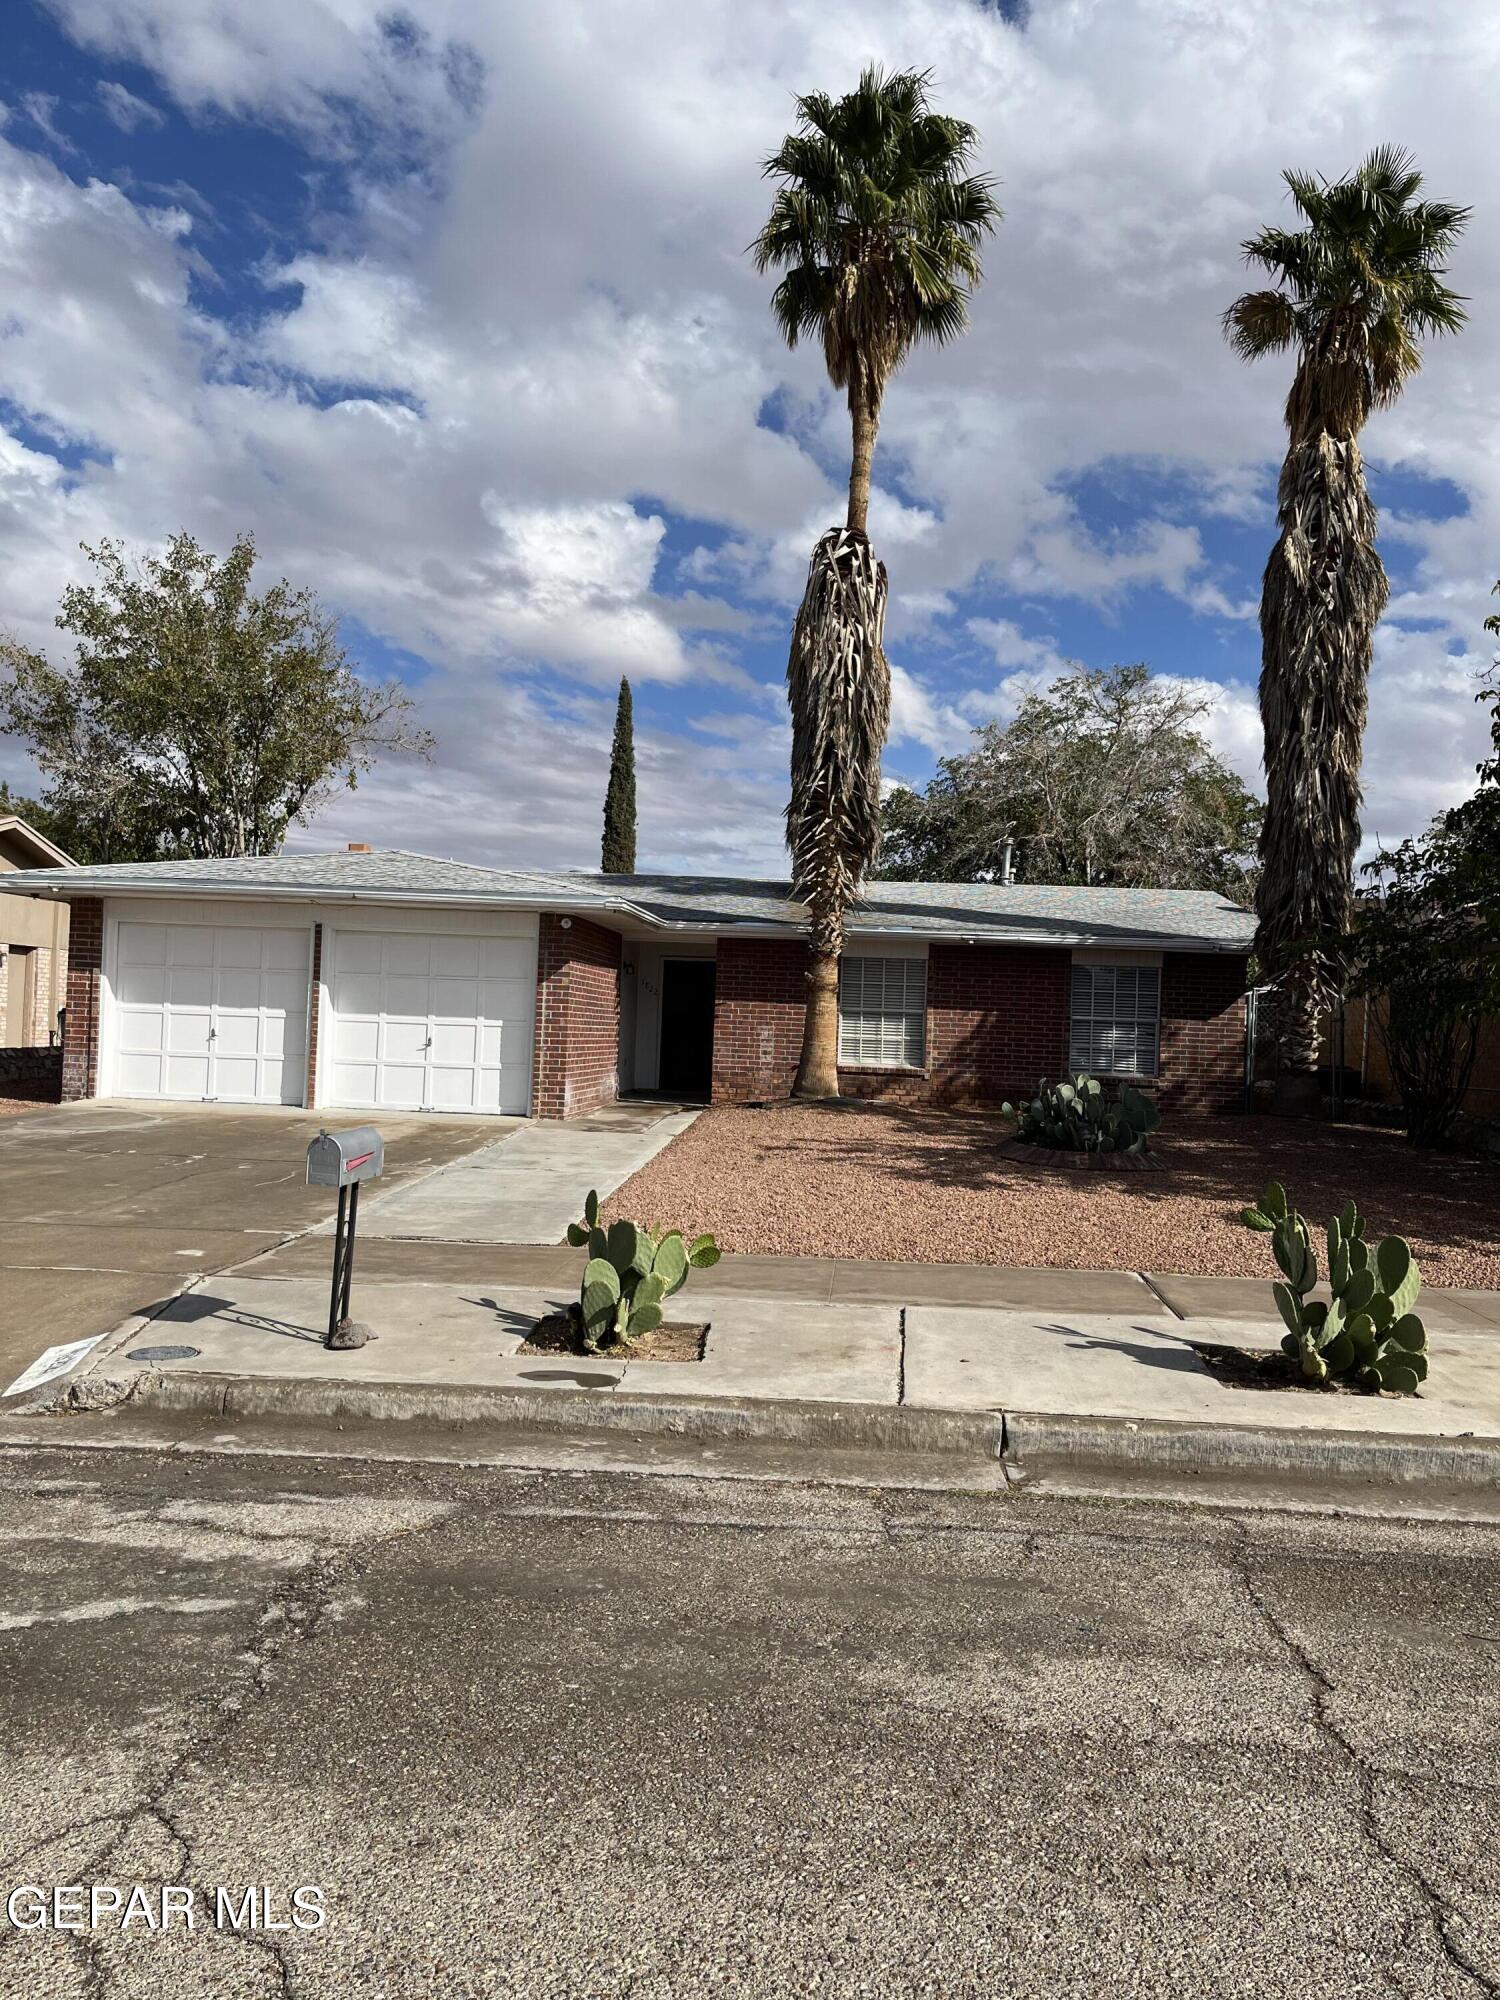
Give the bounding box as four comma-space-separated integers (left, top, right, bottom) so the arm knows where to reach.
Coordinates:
564, 1190, 720, 1352
1239, 1181, 1428, 1394
1001, 1074, 1162, 1154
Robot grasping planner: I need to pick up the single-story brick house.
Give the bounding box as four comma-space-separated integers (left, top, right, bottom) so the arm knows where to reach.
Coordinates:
0, 847, 1254, 1118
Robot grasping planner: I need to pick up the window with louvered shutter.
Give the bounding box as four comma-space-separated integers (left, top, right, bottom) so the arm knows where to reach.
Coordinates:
838, 956, 927, 1068
1069, 962, 1160, 1076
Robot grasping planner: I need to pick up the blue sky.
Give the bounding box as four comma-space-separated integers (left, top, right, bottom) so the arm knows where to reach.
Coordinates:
1, 0, 1496, 875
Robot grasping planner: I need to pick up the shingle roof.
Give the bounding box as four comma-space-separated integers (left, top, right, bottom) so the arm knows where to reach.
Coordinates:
594, 874, 1255, 950
0, 848, 1255, 951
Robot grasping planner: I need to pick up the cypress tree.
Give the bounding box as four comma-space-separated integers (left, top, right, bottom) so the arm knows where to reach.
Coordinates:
601, 676, 637, 873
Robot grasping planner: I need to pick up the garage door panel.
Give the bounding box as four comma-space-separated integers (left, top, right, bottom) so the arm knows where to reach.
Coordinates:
382, 975, 433, 1020
331, 1061, 377, 1104
326, 923, 536, 1114
334, 974, 383, 1019
169, 967, 214, 1010
429, 936, 480, 977
121, 924, 167, 965
430, 1019, 480, 1064
263, 972, 310, 1021
165, 1009, 211, 1055
117, 961, 167, 1008
378, 1064, 426, 1109
216, 928, 264, 969
480, 976, 530, 1018
383, 935, 431, 976
213, 1012, 260, 1057
337, 932, 384, 974
164, 1053, 212, 1097
265, 930, 309, 971
429, 976, 481, 1022
169, 929, 214, 967
111, 920, 310, 1105
480, 939, 533, 978
216, 967, 267, 1012
336, 1017, 380, 1063
119, 1006, 165, 1053
116, 1050, 164, 1094
213, 1055, 262, 1098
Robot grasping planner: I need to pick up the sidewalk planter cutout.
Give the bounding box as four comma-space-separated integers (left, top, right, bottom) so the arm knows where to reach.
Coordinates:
1000, 1074, 1164, 1164
519, 1310, 707, 1364
527, 1188, 721, 1358
1237, 1180, 1429, 1395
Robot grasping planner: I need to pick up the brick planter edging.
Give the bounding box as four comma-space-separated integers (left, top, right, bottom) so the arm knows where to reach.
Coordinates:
996, 1138, 1166, 1174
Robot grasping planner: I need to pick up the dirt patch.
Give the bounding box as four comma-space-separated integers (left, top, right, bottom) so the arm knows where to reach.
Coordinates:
601, 1102, 1500, 1289
1189, 1341, 1414, 1398
518, 1310, 707, 1364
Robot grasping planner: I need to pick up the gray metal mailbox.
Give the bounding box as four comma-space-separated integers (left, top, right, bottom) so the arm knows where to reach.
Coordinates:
306, 1126, 384, 1189
306, 1126, 383, 1349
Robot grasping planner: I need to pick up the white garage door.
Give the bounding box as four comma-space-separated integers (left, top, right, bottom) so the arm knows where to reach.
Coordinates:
112, 923, 310, 1104
326, 929, 535, 1114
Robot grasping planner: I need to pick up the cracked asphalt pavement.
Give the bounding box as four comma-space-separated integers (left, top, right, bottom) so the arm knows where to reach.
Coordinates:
1, 1444, 1498, 1997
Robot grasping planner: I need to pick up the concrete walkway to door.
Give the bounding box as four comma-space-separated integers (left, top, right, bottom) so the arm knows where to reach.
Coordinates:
347, 1101, 701, 1246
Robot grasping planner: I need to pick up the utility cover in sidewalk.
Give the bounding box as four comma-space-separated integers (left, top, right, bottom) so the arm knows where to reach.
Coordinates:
126, 1344, 202, 1362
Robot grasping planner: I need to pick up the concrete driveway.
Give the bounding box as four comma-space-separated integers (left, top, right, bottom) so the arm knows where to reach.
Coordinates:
0, 1100, 515, 1392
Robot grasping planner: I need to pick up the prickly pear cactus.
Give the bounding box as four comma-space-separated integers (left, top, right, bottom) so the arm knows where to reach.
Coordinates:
564, 1195, 720, 1350
1240, 1182, 1428, 1396
1001, 1073, 1164, 1154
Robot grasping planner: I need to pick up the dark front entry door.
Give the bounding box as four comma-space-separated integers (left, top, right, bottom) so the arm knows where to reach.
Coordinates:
659, 959, 716, 1097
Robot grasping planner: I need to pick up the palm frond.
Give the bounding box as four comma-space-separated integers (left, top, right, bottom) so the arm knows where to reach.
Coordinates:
752, 66, 999, 391
1223, 289, 1297, 360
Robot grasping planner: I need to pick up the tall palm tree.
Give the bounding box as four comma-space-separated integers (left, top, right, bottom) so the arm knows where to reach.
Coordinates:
753, 66, 998, 1097
1224, 146, 1467, 1112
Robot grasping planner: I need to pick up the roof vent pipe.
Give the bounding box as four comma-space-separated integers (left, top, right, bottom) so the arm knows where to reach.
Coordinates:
999, 837, 1014, 885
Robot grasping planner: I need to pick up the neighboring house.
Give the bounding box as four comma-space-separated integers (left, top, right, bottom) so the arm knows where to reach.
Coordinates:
0, 815, 73, 1049
1339, 995, 1500, 1124
0, 848, 1254, 1118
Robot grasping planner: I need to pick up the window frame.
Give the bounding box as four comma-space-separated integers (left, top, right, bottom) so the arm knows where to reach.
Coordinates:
837, 951, 929, 1072
1068, 953, 1162, 1080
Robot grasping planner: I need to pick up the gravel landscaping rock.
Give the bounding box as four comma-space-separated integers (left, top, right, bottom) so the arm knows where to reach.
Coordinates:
603, 1102, 1500, 1288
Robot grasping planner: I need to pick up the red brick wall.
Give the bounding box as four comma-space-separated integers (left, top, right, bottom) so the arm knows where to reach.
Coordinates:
711, 934, 1247, 1112
532, 914, 622, 1117
61, 896, 103, 1101
1157, 952, 1248, 1112
305, 922, 323, 1108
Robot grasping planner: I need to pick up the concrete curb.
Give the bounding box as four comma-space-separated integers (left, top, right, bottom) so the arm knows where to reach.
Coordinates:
64, 1367, 1007, 1457
1004, 1411, 1500, 1490
44, 1360, 1500, 1499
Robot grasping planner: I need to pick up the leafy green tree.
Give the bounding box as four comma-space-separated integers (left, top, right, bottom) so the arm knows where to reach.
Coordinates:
1224, 147, 1468, 1110
1353, 586, 1500, 1143
0, 532, 432, 861
753, 66, 999, 1097
601, 676, 637, 873
879, 666, 1261, 896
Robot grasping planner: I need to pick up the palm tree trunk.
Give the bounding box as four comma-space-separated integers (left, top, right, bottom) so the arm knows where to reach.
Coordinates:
846, 370, 880, 535
793, 933, 841, 1098
1256, 423, 1385, 1112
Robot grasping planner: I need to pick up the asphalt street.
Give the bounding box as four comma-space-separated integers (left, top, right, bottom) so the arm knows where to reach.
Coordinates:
2, 1441, 1498, 1998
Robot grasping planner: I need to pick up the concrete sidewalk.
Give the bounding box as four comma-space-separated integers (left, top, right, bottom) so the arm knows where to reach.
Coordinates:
343, 1101, 699, 1246
245, 1234, 1500, 1332
31, 1265, 1500, 1501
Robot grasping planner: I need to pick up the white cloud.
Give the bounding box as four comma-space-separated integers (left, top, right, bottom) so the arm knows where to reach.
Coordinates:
2, 0, 1497, 870
96, 79, 165, 130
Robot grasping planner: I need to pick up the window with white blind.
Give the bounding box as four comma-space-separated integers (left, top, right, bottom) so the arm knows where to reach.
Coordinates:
838, 956, 927, 1069
1069, 961, 1161, 1077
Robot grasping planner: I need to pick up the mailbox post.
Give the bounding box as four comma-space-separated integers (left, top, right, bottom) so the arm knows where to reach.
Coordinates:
306, 1127, 384, 1350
